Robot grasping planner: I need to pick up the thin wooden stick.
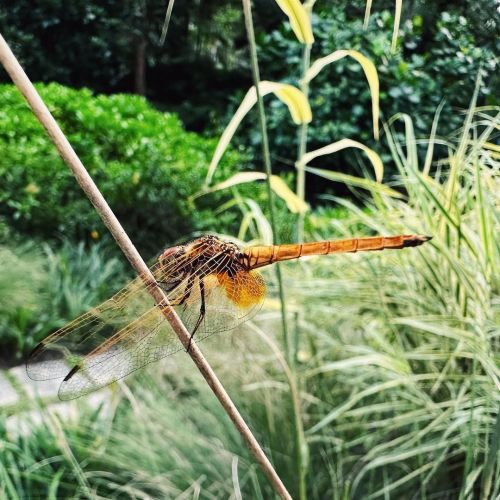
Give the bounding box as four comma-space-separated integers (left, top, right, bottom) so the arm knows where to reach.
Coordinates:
0, 34, 292, 500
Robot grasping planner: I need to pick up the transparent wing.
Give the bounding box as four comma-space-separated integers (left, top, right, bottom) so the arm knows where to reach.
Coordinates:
26, 271, 159, 382
57, 270, 265, 400
57, 306, 178, 400
27, 244, 266, 399
179, 269, 266, 338
27, 249, 190, 382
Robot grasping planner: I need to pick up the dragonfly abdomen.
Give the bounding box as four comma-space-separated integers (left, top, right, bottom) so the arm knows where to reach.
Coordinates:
246, 234, 431, 269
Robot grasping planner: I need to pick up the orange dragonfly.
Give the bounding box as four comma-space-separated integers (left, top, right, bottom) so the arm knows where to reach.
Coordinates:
27, 233, 430, 400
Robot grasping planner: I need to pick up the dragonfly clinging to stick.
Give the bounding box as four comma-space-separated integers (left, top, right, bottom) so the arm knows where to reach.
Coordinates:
27, 233, 431, 400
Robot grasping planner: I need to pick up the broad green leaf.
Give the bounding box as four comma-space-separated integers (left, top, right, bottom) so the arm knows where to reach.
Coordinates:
205, 81, 311, 185
303, 49, 379, 140
304, 166, 402, 197
202, 172, 309, 214
299, 138, 384, 182
274, 0, 314, 44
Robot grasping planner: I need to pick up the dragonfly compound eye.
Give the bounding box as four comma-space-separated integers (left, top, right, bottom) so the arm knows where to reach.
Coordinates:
159, 245, 181, 261
157, 245, 189, 283
158, 246, 187, 270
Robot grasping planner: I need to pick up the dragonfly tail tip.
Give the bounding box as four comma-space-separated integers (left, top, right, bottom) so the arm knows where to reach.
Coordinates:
403, 234, 433, 247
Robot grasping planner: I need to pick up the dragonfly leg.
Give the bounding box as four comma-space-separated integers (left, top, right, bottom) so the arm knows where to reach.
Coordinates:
157, 269, 189, 294
187, 279, 206, 353
177, 274, 195, 307
165, 274, 195, 307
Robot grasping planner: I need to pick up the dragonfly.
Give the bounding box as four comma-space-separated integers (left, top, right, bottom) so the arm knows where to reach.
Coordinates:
27, 233, 431, 400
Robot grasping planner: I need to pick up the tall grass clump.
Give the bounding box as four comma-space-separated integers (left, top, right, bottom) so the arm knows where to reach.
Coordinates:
0, 370, 265, 498
282, 103, 499, 498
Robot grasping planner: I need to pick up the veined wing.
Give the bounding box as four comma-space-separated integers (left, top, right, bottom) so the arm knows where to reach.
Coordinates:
26, 248, 194, 382
27, 271, 159, 382
177, 269, 265, 336
57, 268, 266, 400
28, 242, 266, 399
57, 305, 177, 400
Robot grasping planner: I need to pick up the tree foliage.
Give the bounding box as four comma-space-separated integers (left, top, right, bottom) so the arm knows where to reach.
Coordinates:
250, 6, 498, 193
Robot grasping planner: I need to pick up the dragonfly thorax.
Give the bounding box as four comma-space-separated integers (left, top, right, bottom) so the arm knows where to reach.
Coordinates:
158, 235, 248, 282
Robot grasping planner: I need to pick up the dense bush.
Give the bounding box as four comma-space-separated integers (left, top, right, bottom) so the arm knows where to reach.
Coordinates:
0, 0, 254, 132
251, 8, 498, 191
0, 83, 245, 254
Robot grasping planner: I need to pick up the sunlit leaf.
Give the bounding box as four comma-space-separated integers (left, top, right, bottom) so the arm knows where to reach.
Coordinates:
273, 84, 313, 125
363, 0, 373, 28
304, 167, 402, 197
303, 49, 379, 140
423, 100, 445, 176
269, 175, 309, 213
392, 0, 402, 52
274, 0, 314, 44
205, 81, 311, 185
237, 198, 273, 245
159, 0, 175, 45
483, 142, 500, 153
201, 172, 309, 214
363, 0, 402, 53
299, 138, 384, 182
204, 172, 266, 192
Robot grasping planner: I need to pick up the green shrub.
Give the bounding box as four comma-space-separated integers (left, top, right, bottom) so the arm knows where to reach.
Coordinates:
0, 83, 244, 254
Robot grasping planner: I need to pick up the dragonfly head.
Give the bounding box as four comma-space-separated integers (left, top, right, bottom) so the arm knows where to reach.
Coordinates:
157, 245, 189, 283
158, 235, 243, 277
159, 245, 183, 262
158, 245, 186, 271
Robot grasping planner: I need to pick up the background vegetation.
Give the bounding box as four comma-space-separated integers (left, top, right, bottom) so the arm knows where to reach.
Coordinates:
0, 1, 498, 499
255, 7, 498, 186
0, 83, 247, 254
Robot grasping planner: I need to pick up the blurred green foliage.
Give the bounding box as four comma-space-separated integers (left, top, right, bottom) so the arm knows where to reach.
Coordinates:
0, 0, 253, 131
1, 2, 496, 191
0, 83, 245, 254
0, 240, 127, 361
